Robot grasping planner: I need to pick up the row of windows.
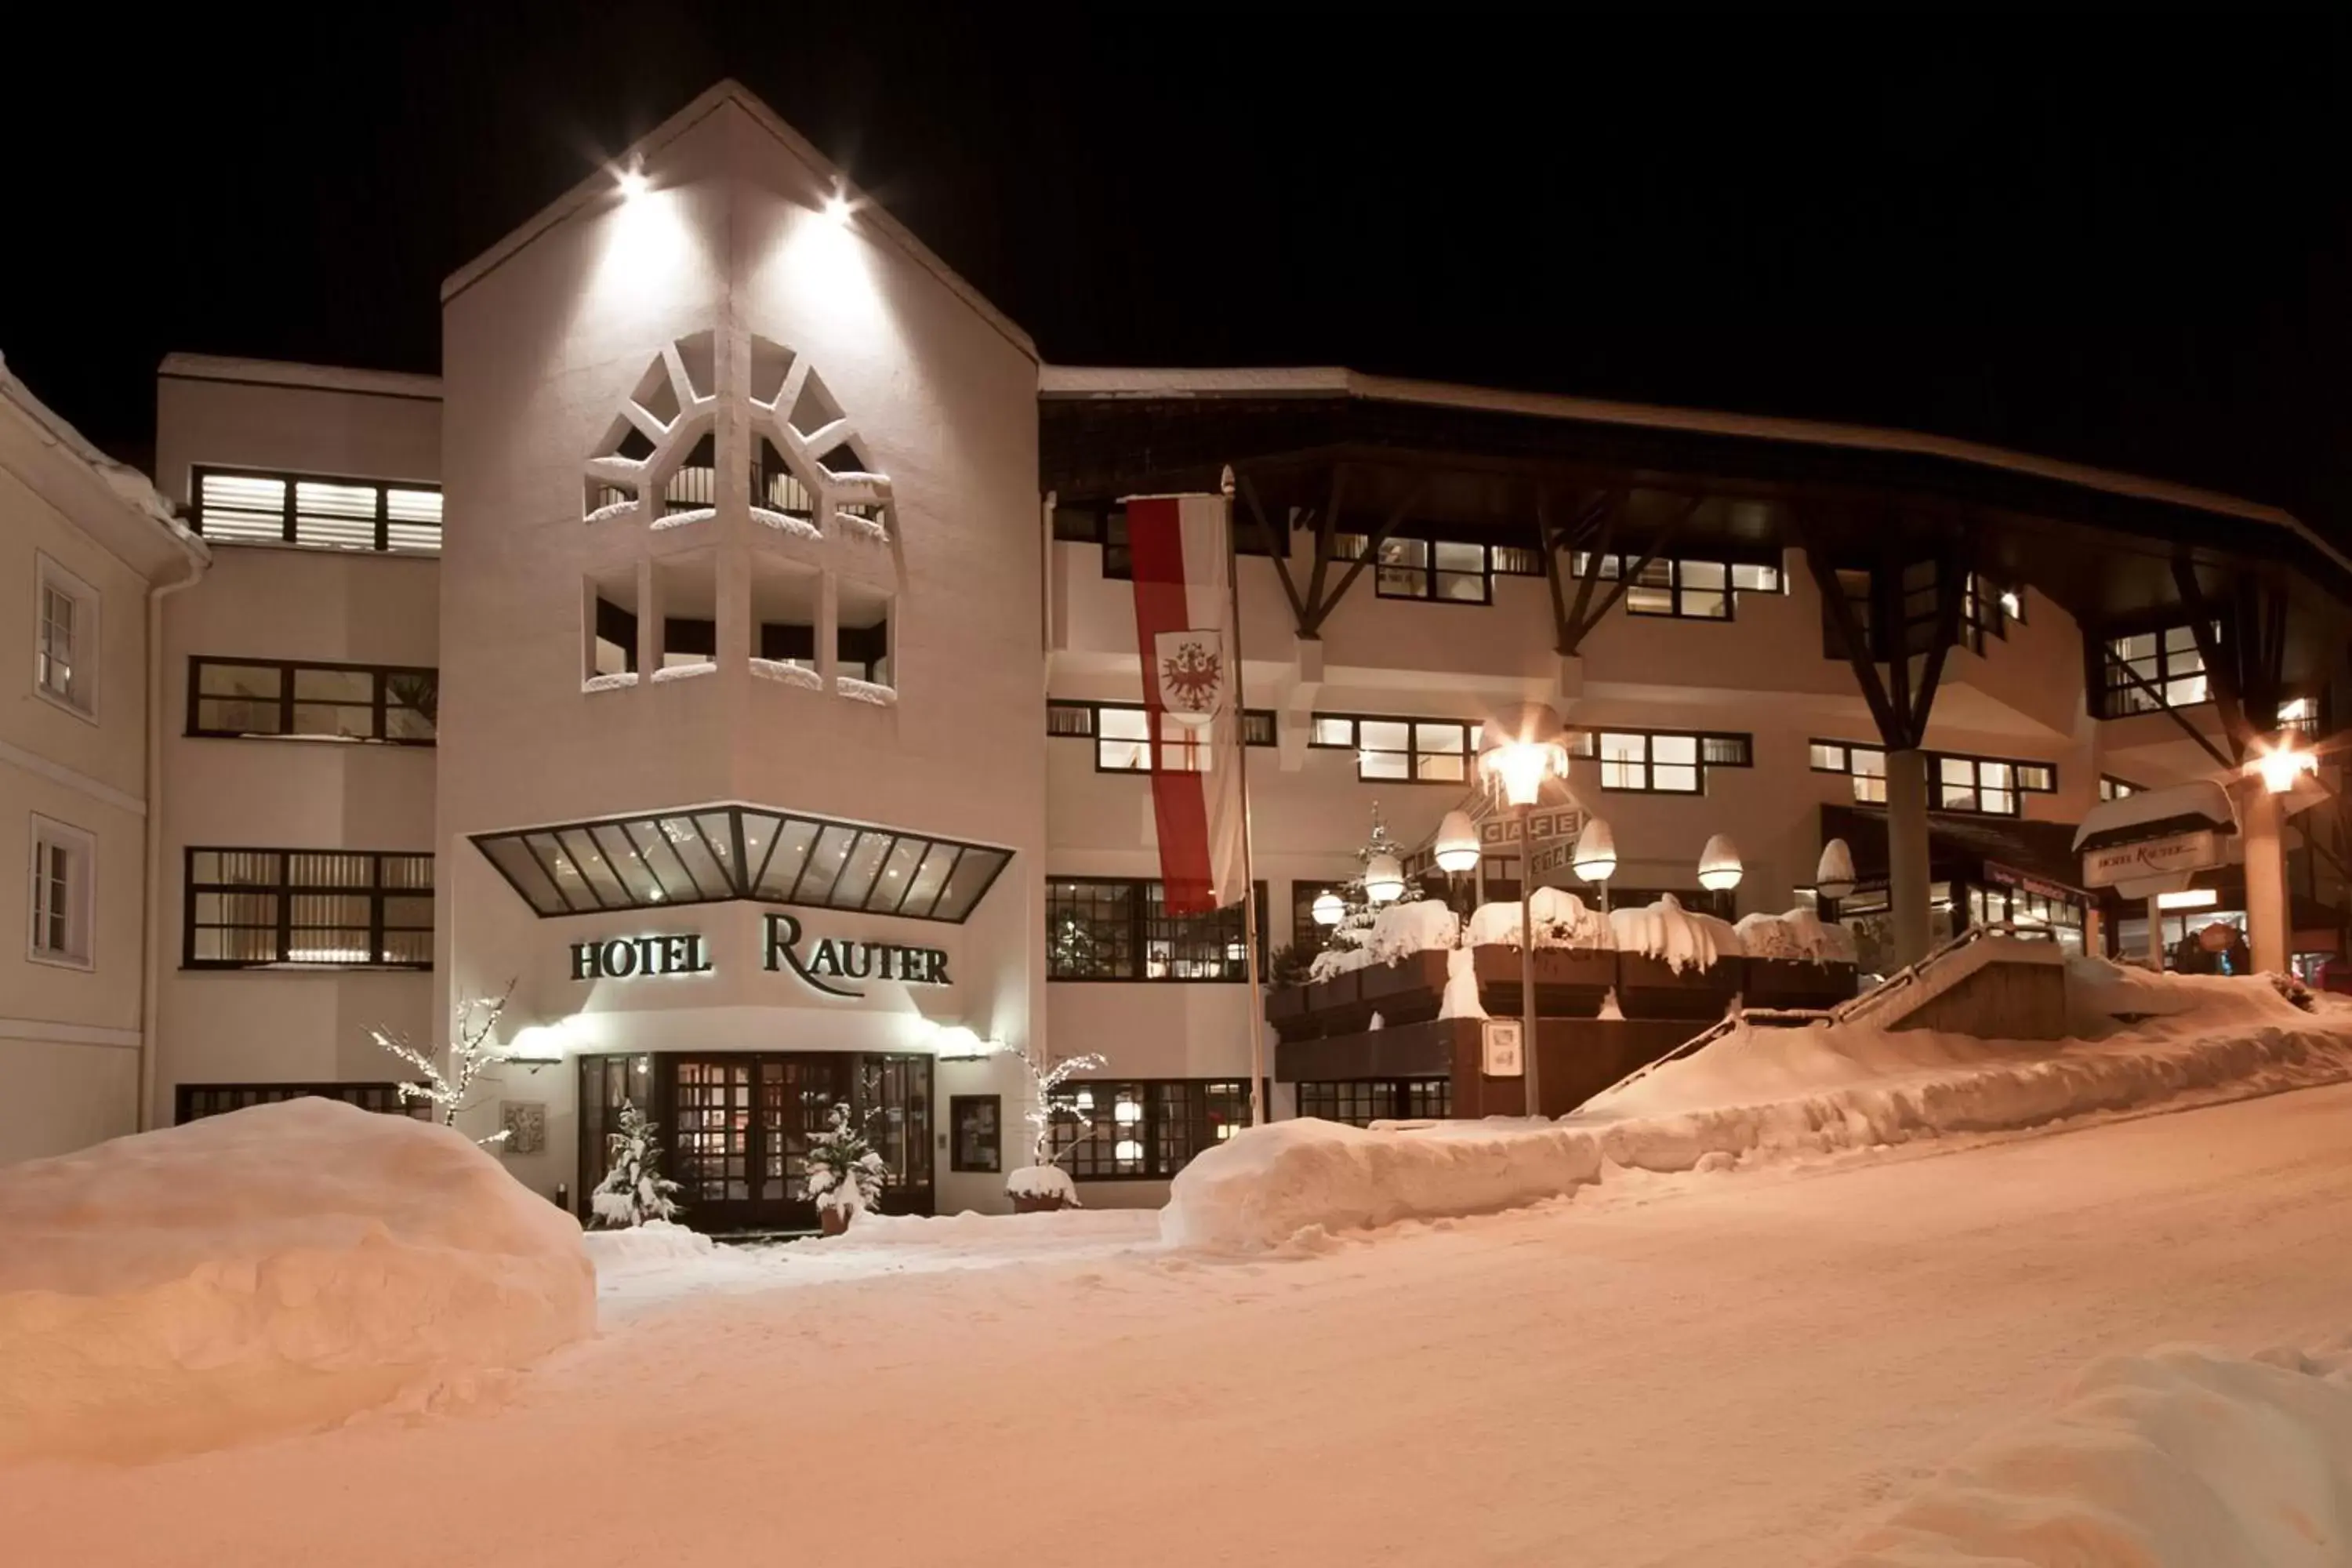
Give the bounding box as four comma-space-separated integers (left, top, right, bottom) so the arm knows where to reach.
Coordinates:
1304, 714, 1753, 792
1046, 878, 1262, 981
1566, 554, 1784, 619
187, 658, 437, 744
183, 848, 434, 968
193, 467, 443, 555
1296, 1079, 1453, 1127
1047, 1079, 1248, 1180
1046, 700, 1276, 772
1809, 740, 2056, 817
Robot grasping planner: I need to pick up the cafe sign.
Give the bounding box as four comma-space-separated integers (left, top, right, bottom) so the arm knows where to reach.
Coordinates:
2082, 829, 2226, 890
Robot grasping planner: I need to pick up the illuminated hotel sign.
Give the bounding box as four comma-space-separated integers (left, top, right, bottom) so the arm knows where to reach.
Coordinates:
763, 913, 949, 1000
569, 933, 714, 980
566, 916, 949, 1002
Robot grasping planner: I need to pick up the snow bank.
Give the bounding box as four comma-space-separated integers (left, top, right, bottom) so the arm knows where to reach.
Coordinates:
1610, 893, 1743, 972
1162, 1118, 1604, 1254
1466, 886, 1612, 949
0, 1099, 594, 1460
1436, 944, 1486, 1019
582, 1219, 713, 1275
1838, 1337, 2352, 1566
1735, 907, 1857, 964
1166, 972, 2352, 1253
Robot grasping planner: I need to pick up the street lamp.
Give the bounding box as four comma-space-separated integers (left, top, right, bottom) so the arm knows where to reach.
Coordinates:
2253, 733, 2316, 795
1479, 702, 1570, 1120
1311, 890, 1345, 927
1815, 837, 1857, 902
1698, 834, 1744, 894
1363, 852, 1406, 905
1434, 810, 1481, 874
1572, 818, 1617, 911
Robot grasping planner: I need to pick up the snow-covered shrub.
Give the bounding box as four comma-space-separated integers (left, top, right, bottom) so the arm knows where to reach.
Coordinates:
805, 1104, 888, 1218
1611, 895, 1744, 974
1308, 944, 1375, 982
1364, 898, 1461, 962
590, 1101, 681, 1228
1466, 887, 1613, 950
2267, 970, 2317, 1011
1735, 908, 1859, 965
1005, 1164, 1080, 1207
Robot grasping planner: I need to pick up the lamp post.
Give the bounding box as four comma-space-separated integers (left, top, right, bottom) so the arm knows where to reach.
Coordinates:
1479, 704, 1569, 1120
2245, 731, 2314, 975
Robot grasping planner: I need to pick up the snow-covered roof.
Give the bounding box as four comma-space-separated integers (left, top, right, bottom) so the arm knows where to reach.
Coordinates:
159, 353, 442, 402
0, 353, 205, 577
1039, 365, 2342, 572
440, 81, 1035, 361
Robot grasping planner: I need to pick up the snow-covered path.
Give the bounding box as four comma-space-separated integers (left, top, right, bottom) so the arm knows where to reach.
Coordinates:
9, 1084, 2352, 1566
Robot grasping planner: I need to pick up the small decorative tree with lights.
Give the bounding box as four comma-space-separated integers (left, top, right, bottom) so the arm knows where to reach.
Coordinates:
368, 980, 520, 1148
1003, 1045, 1109, 1212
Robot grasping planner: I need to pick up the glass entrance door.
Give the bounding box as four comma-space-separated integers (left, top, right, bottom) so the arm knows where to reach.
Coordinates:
652, 1054, 928, 1232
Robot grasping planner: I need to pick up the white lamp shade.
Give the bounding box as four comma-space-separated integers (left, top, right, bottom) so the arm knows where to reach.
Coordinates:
1312, 891, 1346, 925
1697, 833, 1743, 892
1434, 809, 1481, 873
1363, 852, 1406, 904
1570, 818, 1617, 882
1815, 837, 1857, 901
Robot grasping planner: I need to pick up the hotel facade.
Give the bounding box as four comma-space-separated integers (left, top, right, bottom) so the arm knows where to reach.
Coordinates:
8, 82, 2350, 1227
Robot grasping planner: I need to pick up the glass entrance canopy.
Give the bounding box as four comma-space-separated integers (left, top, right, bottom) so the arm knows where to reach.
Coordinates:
473, 804, 1011, 924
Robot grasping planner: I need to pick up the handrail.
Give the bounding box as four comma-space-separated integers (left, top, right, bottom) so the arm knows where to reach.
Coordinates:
1583, 922, 2056, 1107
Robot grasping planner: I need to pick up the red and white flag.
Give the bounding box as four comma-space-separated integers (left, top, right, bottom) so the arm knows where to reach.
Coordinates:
1126, 493, 1247, 916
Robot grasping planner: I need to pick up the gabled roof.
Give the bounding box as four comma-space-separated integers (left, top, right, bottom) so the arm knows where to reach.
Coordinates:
441, 80, 1034, 360
0, 352, 205, 579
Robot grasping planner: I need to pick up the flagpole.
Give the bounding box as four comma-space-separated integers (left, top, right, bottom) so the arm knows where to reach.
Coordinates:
1221, 466, 1271, 1127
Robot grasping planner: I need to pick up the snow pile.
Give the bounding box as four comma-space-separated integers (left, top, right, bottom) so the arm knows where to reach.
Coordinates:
1838, 1336, 2352, 1566
840, 677, 897, 706
582, 1219, 713, 1275
1166, 971, 2352, 1253
1466, 886, 1613, 949
0, 1099, 594, 1460
1162, 1119, 1604, 1254
1364, 898, 1459, 961
1436, 944, 1486, 1019
749, 506, 820, 539
749, 656, 822, 689
1735, 907, 1857, 964
1005, 1165, 1079, 1205
1611, 893, 1743, 972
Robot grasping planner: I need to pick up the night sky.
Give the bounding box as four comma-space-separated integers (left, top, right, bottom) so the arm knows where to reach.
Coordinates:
7, 7, 2346, 535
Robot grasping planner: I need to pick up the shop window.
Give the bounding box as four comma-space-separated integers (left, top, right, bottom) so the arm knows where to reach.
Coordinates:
194, 467, 443, 554
1045, 877, 1263, 981
1591, 728, 1751, 793
176, 1082, 428, 1125
1296, 1078, 1454, 1127
183, 847, 433, 968
1309, 713, 1483, 783
34, 554, 98, 717
1046, 1079, 1247, 1180
2099, 622, 2217, 717
187, 658, 437, 743
28, 814, 94, 968
950, 1094, 1002, 1173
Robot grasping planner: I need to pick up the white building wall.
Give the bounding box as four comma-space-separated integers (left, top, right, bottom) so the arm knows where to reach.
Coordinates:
148, 367, 442, 1129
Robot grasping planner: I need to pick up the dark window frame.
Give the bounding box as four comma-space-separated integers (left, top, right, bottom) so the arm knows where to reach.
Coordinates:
1569, 552, 1784, 621
1046, 1077, 1250, 1180
1296, 1077, 1454, 1127
175, 1081, 430, 1124
1047, 700, 1276, 772
2099, 775, 2143, 802
190, 465, 442, 555
2092, 619, 2221, 719
949, 1094, 1004, 1174
1044, 877, 1267, 982
1583, 727, 1754, 794
183, 847, 435, 970
187, 656, 438, 745
1811, 739, 2056, 818
1308, 712, 1484, 785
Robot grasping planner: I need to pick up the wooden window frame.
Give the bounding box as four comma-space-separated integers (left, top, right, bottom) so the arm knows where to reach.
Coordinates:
190, 465, 443, 555
1044, 877, 1266, 982
183, 846, 434, 970
1308, 712, 1484, 785
187, 656, 438, 745
1046, 1077, 1250, 1181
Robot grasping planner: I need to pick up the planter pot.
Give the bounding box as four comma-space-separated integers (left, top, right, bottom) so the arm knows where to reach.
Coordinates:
1472, 945, 1615, 1018
1742, 957, 1859, 1011
1613, 953, 1742, 1021
818, 1206, 851, 1237
1011, 1191, 1070, 1214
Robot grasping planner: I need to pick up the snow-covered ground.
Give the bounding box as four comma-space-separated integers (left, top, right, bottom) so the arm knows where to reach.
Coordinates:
5, 1078, 2352, 1564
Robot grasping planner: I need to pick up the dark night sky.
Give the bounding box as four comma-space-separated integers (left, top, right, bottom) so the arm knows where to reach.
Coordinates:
5, 6, 2347, 534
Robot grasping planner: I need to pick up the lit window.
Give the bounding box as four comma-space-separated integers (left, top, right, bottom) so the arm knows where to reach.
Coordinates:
1588, 728, 1749, 793
2280, 696, 2319, 735
28, 815, 95, 968
1047, 1079, 1250, 1179
194, 468, 441, 554
1045, 878, 1260, 980
1308, 713, 1483, 783
2100, 775, 2142, 802
2102, 623, 2216, 716
184, 848, 433, 967
1373, 537, 1494, 604
1814, 741, 2056, 815
1570, 554, 1780, 619
33, 556, 97, 717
